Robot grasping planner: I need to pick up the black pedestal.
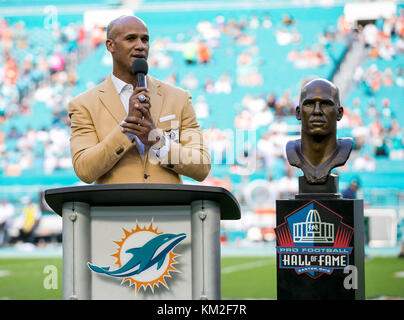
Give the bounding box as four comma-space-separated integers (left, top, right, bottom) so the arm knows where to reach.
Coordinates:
275, 198, 365, 300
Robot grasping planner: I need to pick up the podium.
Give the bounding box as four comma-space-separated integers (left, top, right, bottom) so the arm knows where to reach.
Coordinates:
45, 184, 240, 300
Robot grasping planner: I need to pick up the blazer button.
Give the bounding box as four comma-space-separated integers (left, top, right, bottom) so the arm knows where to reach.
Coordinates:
116, 147, 124, 155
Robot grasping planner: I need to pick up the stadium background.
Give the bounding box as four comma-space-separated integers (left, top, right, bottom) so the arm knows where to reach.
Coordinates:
0, 0, 403, 299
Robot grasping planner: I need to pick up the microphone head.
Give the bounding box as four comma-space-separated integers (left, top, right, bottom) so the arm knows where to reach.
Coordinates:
132, 58, 148, 75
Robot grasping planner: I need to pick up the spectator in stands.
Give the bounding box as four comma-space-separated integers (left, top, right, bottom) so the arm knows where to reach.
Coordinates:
342, 98, 363, 128
368, 45, 379, 59
63, 23, 79, 53
8, 126, 21, 139
244, 94, 273, 127
270, 118, 288, 135
4, 55, 18, 86
1, 20, 13, 52
183, 39, 197, 64
249, 14, 260, 29
388, 118, 401, 138
259, 13, 271, 29
352, 65, 364, 84
266, 92, 277, 111
181, 73, 199, 90
196, 20, 220, 48
237, 49, 252, 66
204, 77, 215, 93
396, 67, 404, 87
90, 24, 105, 47
76, 22, 87, 58
0, 129, 5, 149
257, 131, 277, 170
49, 50, 65, 73
365, 98, 378, 119
287, 46, 325, 69
342, 178, 360, 199
276, 28, 295, 46
194, 95, 210, 119
374, 135, 390, 157
148, 50, 173, 69
379, 41, 396, 60
381, 98, 393, 119
242, 93, 265, 113
275, 90, 294, 116
19, 199, 41, 244
278, 168, 298, 199
0, 199, 14, 246
14, 21, 28, 50
353, 153, 376, 171
337, 14, 352, 35
203, 125, 229, 164
197, 40, 211, 64
214, 72, 232, 93
362, 23, 378, 47
369, 117, 383, 137
201, 174, 232, 192
282, 13, 295, 26
164, 72, 177, 86
382, 68, 394, 86
235, 110, 254, 130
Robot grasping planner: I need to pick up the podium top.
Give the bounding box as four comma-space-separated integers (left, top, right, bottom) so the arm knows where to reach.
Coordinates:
44, 183, 240, 220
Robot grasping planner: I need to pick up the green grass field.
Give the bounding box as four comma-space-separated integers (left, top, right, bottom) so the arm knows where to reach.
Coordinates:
0, 256, 403, 299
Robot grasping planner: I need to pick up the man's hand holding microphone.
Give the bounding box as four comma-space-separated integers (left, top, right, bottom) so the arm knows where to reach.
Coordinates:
120, 59, 165, 149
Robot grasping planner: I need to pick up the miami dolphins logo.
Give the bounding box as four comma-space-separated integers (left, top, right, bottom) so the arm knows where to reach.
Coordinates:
88, 222, 186, 292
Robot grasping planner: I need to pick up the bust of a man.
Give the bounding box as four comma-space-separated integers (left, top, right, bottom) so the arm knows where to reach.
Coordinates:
286, 78, 353, 184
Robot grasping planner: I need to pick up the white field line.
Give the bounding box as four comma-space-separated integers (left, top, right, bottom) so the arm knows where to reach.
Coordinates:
0, 270, 11, 277
394, 271, 404, 278
221, 260, 273, 275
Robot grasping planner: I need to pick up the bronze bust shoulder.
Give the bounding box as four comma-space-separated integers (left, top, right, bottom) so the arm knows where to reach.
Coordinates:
286, 138, 353, 184
286, 78, 353, 185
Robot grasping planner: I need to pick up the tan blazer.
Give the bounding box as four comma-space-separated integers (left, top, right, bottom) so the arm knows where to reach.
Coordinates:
68, 74, 211, 184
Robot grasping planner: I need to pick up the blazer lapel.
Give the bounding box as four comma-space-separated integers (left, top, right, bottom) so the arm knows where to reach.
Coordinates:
148, 75, 164, 126
98, 75, 126, 124
143, 75, 164, 165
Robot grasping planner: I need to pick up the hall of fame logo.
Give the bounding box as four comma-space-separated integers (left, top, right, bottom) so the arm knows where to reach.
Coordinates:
275, 200, 354, 279
88, 221, 186, 292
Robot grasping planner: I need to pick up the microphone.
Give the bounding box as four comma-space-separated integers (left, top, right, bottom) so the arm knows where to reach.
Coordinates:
132, 58, 148, 88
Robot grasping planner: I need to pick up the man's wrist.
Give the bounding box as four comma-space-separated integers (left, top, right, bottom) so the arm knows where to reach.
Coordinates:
120, 121, 136, 142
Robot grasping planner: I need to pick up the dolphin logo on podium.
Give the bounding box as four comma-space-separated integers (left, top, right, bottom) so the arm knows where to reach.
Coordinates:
88, 233, 186, 278
88, 222, 187, 292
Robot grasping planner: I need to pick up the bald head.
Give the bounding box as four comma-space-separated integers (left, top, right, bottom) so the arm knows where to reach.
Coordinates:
300, 78, 340, 107
107, 15, 148, 40
296, 78, 343, 140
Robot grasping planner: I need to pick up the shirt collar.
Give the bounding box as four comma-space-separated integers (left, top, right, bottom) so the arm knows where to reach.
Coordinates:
111, 73, 133, 95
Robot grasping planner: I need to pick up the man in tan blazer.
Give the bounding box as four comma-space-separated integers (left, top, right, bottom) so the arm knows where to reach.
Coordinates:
68, 15, 210, 184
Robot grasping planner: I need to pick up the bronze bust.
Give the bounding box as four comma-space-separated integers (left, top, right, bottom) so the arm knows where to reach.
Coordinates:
286, 78, 353, 185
